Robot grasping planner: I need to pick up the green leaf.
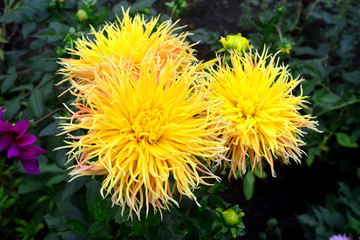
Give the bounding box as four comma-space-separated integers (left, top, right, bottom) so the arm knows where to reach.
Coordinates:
3, 97, 21, 120
22, 22, 36, 38
47, 174, 69, 185
0, 49, 4, 61
44, 214, 68, 232
317, 93, 341, 104
243, 171, 255, 200
342, 70, 360, 85
18, 175, 50, 194
39, 162, 63, 174
29, 88, 44, 117
347, 218, 360, 234
113, 2, 130, 16
293, 46, 317, 56
310, 10, 337, 24
335, 132, 359, 148
62, 178, 86, 200
49, 22, 69, 34
30, 56, 58, 72
86, 180, 102, 213
1, 73, 17, 93
39, 121, 61, 137
130, 0, 156, 13
9, 83, 33, 92
306, 147, 321, 167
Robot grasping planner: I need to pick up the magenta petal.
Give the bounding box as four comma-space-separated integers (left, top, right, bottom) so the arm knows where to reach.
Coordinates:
0, 108, 5, 122
0, 134, 13, 151
0, 121, 12, 131
19, 147, 37, 160
12, 120, 29, 140
17, 133, 37, 146
7, 142, 19, 158
21, 159, 40, 175
29, 145, 47, 154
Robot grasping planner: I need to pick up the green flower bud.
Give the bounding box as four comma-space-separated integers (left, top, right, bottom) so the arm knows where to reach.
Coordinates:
221, 208, 244, 227
76, 9, 88, 22
180, 1, 187, 9
278, 40, 292, 54
277, 6, 285, 14
219, 33, 250, 53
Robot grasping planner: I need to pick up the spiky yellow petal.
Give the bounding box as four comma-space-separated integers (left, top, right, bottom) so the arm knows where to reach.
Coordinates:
209, 48, 318, 177
58, 57, 226, 219
57, 8, 196, 91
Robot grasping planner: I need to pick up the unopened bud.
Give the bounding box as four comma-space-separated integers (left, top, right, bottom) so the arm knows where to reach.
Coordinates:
279, 40, 292, 54
221, 208, 244, 227
76, 9, 88, 22
220, 33, 250, 53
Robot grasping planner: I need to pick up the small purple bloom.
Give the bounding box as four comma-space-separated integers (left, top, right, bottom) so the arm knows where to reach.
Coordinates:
329, 234, 352, 240
0, 108, 46, 175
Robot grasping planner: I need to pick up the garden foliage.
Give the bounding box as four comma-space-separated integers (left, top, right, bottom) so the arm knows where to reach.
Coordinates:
0, 0, 359, 239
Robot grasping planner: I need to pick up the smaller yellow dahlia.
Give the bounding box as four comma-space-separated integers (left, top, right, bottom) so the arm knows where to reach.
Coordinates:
58, 57, 226, 219
209, 48, 318, 177
58, 8, 196, 90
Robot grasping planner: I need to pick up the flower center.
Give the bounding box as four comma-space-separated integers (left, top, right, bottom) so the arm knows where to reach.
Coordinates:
237, 96, 258, 119
132, 109, 166, 144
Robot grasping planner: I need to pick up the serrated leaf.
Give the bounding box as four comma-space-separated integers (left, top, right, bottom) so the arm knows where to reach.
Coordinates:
335, 132, 358, 148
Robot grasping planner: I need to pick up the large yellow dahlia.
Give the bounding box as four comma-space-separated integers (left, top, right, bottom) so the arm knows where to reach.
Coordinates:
209, 49, 318, 177
58, 8, 196, 90
58, 57, 226, 219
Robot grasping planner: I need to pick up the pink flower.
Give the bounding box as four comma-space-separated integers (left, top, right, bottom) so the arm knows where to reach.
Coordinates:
0, 108, 46, 175
329, 234, 352, 240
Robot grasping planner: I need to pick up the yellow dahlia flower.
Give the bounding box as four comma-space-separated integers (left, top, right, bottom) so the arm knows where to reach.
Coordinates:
59, 57, 226, 219
58, 8, 196, 89
209, 49, 318, 177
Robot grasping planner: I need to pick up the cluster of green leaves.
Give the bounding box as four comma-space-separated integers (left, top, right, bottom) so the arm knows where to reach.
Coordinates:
298, 169, 360, 240
259, 218, 282, 240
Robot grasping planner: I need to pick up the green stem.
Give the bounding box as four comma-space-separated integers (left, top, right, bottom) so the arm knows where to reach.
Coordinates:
31, 108, 65, 127
318, 98, 360, 116
274, 25, 283, 42
305, 0, 320, 20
